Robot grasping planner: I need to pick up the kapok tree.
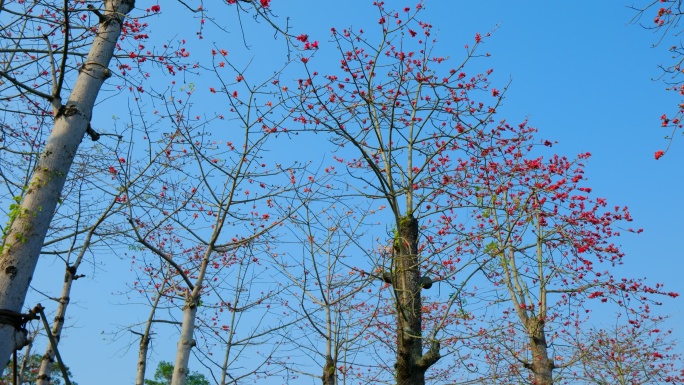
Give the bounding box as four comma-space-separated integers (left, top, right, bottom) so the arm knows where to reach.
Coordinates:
121, 57, 311, 384
578, 316, 682, 384
285, 3, 521, 383
631, 1, 684, 159
273, 196, 381, 384
0, 106, 131, 383
0, 1, 136, 369
0, 0, 292, 373
468, 132, 679, 384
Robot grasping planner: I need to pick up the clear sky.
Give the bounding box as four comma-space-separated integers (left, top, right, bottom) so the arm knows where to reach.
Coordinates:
21, 1, 684, 383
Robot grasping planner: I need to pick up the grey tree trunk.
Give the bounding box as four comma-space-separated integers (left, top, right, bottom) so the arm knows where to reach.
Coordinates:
171, 247, 212, 385
171, 290, 201, 385
136, 280, 166, 385
35, 265, 75, 385
0, 0, 135, 373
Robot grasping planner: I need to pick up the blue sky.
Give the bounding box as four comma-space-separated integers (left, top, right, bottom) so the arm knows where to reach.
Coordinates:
22, 1, 684, 383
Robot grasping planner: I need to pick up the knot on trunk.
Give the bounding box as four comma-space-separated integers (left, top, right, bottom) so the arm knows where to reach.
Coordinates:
380, 272, 433, 290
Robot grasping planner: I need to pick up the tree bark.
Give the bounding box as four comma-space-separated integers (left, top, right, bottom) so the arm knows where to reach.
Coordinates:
322, 354, 336, 385
35, 266, 75, 385
0, 0, 135, 373
525, 318, 554, 385
136, 280, 165, 385
171, 291, 199, 385
393, 214, 439, 385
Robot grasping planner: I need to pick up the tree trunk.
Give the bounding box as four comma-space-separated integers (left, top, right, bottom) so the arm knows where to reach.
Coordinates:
136, 330, 151, 385
322, 354, 336, 385
35, 266, 76, 385
393, 215, 439, 385
0, 0, 134, 372
136, 280, 165, 385
171, 291, 200, 385
525, 318, 554, 385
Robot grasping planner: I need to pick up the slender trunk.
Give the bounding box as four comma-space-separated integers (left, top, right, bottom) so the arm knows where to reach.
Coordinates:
16, 336, 34, 384
393, 215, 439, 385
135, 324, 151, 385
0, 0, 134, 371
38, 185, 120, 384
35, 266, 75, 385
219, 262, 246, 385
322, 298, 335, 385
172, 246, 213, 385
525, 318, 554, 385
136, 281, 165, 385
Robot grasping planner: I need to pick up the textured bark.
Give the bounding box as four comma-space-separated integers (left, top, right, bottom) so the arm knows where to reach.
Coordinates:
525, 318, 554, 385
322, 354, 336, 385
35, 266, 75, 385
0, 0, 135, 373
393, 214, 439, 385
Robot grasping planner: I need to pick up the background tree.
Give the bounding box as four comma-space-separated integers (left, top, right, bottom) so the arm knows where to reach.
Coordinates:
274, 198, 380, 384
578, 317, 682, 384
0, 0, 298, 378
0, 0, 136, 369
287, 3, 518, 384
0, 353, 76, 385
33, 131, 158, 384
468, 128, 679, 384
144, 361, 208, 385
118, 56, 313, 384
632, 0, 684, 158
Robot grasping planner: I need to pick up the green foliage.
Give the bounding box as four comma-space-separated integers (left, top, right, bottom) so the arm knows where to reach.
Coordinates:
0, 354, 76, 385
484, 241, 499, 256
144, 361, 209, 385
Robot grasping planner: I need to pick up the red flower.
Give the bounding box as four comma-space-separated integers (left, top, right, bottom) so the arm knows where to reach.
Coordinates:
475, 33, 482, 43
655, 150, 665, 160
150, 4, 160, 12
260, 0, 270, 7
